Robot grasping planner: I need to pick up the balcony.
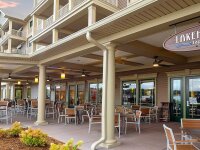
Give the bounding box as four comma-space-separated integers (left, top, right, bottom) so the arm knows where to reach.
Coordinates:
0, 48, 27, 55
35, 0, 123, 35
0, 29, 26, 44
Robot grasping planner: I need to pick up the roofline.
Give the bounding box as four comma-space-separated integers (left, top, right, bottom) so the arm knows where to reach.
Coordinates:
4, 15, 26, 24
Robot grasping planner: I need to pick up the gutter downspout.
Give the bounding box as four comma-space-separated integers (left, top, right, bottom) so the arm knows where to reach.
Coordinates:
86, 32, 107, 150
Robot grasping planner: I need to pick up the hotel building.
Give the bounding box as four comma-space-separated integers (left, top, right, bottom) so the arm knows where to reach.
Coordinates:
0, 0, 200, 148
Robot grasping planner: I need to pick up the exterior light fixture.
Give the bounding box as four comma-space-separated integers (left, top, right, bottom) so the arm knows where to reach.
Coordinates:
61, 72, 65, 79
153, 56, 160, 67
26, 80, 29, 85
47, 76, 50, 82
17, 81, 21, 85
35, 76, 39, 83
81, 70, 86, 77
8, 73, 12, 79
153, 61, 159, 67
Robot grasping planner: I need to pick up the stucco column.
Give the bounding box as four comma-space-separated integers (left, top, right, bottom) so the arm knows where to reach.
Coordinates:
32, 15, 37, 36
104, 43, 119, 148
10, 84, 15, 100
8, 38, 12, 53
0, 45, 3, 52
8, 20, 12, 34
6, 83, 10, 99
35, 65, 48, 125
68, 0, 74, 10
52, 29, 58, 43
0, 79, 1, 100
53, 0, 59, 21
88, 5, 96, 26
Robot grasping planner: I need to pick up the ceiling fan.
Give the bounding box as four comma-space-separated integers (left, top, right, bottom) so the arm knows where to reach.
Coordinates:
81, 69, 89, 77
153, 56, 170, 67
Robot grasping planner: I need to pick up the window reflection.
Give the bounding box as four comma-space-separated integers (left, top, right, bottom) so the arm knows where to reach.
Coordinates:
89, 83, 102, 104
188, 78, 200, 118
171, 79, 182, 117
77, 84, 84, 105
139, 80, 155, 106
56, 83, 66, 102
122, 81, 136, 105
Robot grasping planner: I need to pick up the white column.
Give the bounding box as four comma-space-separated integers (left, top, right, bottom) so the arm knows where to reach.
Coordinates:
0, 79, 1, 100
8, 20, 12, 34
68, 0, 74, 10
6, 83, 10, 99
32, 15, 37, 36
35, 65, 48, 125
52, 29, 58, 43
53, 0, 59, 21
0, 45, 3, 52
106, 43, 116, 142
88, 5, 96, 26
103, 43, 119, 148
10, 84, 15, 100
8, 38, 12, 53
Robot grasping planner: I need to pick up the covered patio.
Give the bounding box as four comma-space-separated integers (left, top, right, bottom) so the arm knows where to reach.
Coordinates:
1, 0, 200, 149
0, 115, 180, 150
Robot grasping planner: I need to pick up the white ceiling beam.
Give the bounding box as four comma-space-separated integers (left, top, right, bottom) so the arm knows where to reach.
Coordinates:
117, 41, 187, 64
0, 59, 38, 65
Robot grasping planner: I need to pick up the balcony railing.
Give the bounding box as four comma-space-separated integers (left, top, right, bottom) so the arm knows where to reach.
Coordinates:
11, 29, 25, 38
0, 48, 26, 55
73, 0, 86, 8
44, 15, 54, 28
34, 0, 125, 35
101, 0, 119, 8
36, 22, 43, 34
58, 3, 70, 19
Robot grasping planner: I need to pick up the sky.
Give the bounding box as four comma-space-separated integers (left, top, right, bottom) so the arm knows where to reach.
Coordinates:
0, 0, 33, 19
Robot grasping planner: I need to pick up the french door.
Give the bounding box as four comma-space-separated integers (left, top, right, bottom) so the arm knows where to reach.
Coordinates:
170, 78, 183, 122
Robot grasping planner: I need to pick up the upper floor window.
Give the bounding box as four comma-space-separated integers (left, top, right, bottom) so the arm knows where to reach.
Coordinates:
29, 21, 33, 28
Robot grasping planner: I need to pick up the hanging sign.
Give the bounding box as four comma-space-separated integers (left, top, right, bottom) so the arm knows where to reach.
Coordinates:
163, 24, 200, 51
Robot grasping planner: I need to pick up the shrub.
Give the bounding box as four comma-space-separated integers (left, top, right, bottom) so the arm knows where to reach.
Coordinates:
0, 128, 7, 138
7, 121, 23, 137
20, 128, 47, 147
50, 138, 83, 150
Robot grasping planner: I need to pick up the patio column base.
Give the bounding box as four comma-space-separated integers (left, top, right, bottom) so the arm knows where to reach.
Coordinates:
34, 121, 48, 126
99, 140, 120, 149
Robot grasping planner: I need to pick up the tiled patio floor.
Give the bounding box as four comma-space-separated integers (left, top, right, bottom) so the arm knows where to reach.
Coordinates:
0, 116, 181, 150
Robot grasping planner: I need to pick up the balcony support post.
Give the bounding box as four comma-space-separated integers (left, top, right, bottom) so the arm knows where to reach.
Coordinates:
0, 45, 3, 52
8, 20, 12, 34
52, 29, 58, 43
8, 38, 12, 53
32, 15, 37, 36
68, 0, 74, 11
88, 5, 96, 26
6, 83, 10, 99
53, 0, 59, 21
0, 79, 1, 100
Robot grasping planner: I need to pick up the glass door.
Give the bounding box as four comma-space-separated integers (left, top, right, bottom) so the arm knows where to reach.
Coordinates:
170, 78, 183, 122
139, 80, 155, 106
186, 77, 200, 119
69, 85, 76, 107
15, 87, 23, 100
122, 81, 137, 105
97, 83, 102, 104
77, 84, 84, 105
89, 83, 98, 104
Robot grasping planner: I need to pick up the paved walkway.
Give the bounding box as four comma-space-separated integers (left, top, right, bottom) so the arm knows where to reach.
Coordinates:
0, 116, 180, 150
